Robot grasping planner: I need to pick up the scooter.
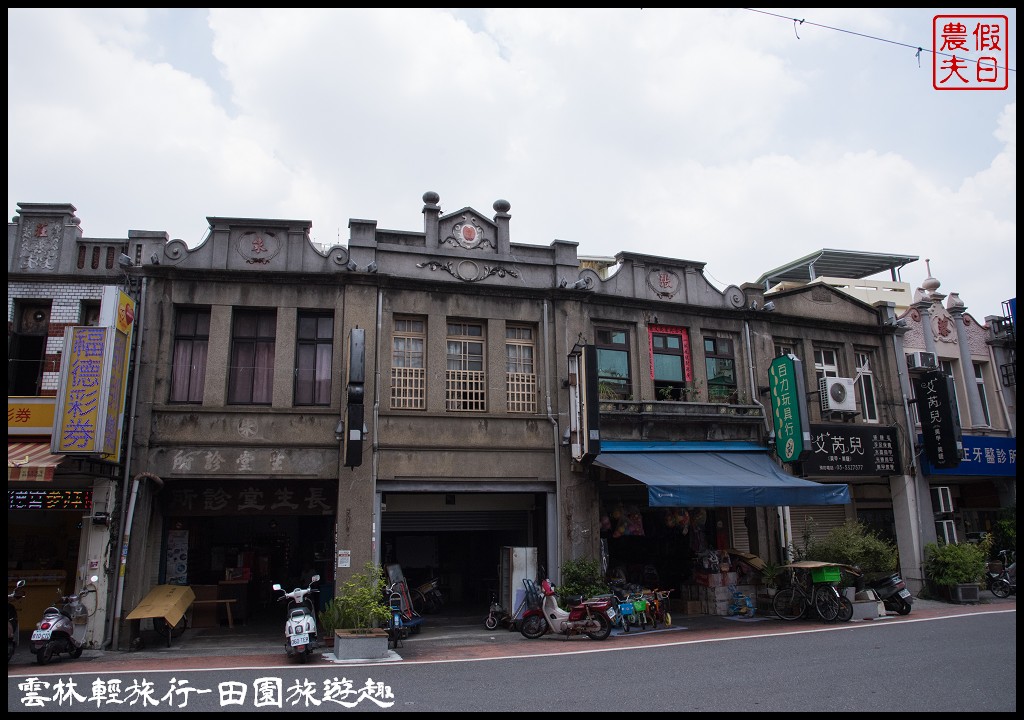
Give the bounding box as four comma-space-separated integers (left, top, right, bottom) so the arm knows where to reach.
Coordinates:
988, 550, 1016, 598
384, 583, 408, 649
30, 575, 99, 666
518, 578, 614, 641
863, 571, 913, 615
272, 574, 320, 663
8, 579, 26, 663
985, 550, 1016, 595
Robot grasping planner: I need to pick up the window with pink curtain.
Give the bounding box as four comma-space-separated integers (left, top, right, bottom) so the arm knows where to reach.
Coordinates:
169, 307, 210, 403
228, 308, 276, 405
295, 312, 333, 405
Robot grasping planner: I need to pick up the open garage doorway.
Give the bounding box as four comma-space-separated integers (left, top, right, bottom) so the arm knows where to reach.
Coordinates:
380, 491, 548, 615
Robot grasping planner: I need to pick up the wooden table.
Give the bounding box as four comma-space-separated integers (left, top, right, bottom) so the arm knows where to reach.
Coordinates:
191, 598, 237, 628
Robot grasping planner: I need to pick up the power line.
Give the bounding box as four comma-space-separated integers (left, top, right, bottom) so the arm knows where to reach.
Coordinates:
744, 8, 1015, 73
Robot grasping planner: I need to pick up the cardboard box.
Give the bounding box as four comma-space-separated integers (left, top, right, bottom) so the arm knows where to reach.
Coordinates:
685, 600, 702, 615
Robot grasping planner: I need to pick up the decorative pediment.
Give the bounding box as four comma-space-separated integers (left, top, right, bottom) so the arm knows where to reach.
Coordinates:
439, 209, 496, 251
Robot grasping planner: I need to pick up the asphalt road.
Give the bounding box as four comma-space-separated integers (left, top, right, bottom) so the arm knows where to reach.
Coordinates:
8, 595, 1016, 712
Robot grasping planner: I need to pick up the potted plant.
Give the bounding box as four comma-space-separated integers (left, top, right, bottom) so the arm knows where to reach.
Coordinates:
760, 561, 781, 596
923, 541, 987, 603
319, 562, 392, 659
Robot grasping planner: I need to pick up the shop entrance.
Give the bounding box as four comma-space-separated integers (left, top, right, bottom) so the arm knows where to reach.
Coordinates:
380, 491, 547, 614
165, 513, 335, 627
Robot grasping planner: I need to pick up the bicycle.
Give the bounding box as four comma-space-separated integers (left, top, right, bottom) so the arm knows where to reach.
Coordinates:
646, 588, 674, 628
772, 569, 843, 622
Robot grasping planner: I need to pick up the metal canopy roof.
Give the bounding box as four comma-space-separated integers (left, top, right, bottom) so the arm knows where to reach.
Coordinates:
757, 249, 919, 288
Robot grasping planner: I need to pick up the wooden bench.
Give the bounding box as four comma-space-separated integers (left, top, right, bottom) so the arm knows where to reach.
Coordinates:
191, 598, 237, 628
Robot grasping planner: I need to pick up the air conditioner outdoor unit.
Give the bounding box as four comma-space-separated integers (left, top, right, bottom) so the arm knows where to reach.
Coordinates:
819, 377, 857, 412
906, 351, 938, 370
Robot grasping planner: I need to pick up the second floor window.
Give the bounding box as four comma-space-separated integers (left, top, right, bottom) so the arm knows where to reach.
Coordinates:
814, 348, 840, 382
446, 321, 486, 411
506, 324, 537, 413
940, 359, 962, 428
391, 317, 426, 410
973, 362, 991, 426
169, 307, 210, 403
294, 312, 333, 406
8, 302, 51, 396
856, 351, 879, 423
228, 308, 276, 405
596, 327, 631, 400
650, 326, 692, 400
704, 336, 736, 402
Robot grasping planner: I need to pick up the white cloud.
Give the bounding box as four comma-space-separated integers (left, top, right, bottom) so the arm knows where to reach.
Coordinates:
7, 7, 1016, 317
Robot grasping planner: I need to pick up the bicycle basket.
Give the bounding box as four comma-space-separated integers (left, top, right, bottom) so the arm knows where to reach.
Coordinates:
633, 598, 647, 612
619, 602, 634, 616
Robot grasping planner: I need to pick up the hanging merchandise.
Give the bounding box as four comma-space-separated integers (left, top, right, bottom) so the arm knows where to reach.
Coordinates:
662, 507, 689, 533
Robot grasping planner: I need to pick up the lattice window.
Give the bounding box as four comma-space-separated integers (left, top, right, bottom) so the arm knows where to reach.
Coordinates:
506, 324, 536, 413
447, 321, 485, 411
856, 351, 878, 423
391, 317, 425, 410
391, 367, 426, 410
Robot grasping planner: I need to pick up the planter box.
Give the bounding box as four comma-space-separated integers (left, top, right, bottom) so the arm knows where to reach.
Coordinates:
950, 584, 980, 604
333, 629, 390, 660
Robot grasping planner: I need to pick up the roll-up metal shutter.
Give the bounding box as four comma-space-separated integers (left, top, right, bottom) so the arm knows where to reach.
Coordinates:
730, 508, 750, 553
789, 504, 849, 549
382, 510, 527, 532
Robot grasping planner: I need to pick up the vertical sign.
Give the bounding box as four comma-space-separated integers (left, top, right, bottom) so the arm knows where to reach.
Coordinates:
913, 370, 962, 469
101, 289, 136, 460
769, 354, 811, 463
52, 287, 136, 457
53, 326, 110, 454
568, 344, 601, 462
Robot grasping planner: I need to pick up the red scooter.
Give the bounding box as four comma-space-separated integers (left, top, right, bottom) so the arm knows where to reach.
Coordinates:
518, 579, 613, 641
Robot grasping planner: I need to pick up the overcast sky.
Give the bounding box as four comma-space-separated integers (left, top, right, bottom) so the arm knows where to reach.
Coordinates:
7, 8, 1016, 319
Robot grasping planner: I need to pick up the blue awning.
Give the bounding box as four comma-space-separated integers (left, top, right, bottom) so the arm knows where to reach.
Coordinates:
593, 451, 849, 508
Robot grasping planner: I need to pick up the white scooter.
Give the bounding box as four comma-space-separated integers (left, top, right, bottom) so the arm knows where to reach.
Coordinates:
272, 574, 320, 663
30, 575, 99, 666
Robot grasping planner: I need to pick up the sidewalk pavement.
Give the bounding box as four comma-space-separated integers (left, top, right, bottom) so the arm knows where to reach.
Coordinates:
8, 593, 1015, 675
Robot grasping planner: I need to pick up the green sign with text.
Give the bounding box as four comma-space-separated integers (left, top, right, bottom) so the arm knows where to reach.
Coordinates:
769, 354, 810, 463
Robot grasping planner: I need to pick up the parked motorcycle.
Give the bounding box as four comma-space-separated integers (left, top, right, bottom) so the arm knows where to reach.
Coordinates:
8, 579, 26, 663
863, 571, 913, 615
988, 550, 1016, 598
519, 578, 613, 641
30, 575, 99, 666
272, 574, 320, 663
412, 577, 444, 615
384, 582, 409, 650
986, 550, 1016, 597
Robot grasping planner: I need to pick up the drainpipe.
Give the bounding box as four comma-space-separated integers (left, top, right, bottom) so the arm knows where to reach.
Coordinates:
372, 288, 383, 564
745, 317, 775, 560
104, 276, 146, 650
542, 300, 561, 582
109, 471, 163, 650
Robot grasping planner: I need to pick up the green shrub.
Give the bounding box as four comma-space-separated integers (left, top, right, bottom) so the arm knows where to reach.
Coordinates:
318, 562, 390, 632
804, 520, 899, 575
557, 557, 608, 601
923, 541, 987, 586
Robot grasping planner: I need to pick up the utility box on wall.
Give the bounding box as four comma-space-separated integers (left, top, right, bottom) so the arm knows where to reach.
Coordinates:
499, 546, 538, 619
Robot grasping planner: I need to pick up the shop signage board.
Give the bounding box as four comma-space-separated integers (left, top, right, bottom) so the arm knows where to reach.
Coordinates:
801, 424, 902, 476
912, 370, 962, 469
769, 354, 811, 463
920, 434, 1015, 476
161, 480, 336, 516
8, 489, 92, 510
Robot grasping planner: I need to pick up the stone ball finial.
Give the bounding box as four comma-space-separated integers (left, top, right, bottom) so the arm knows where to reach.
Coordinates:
493, 199, 511, 214
921, 258, 940, 294
422, 191, 440, 205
